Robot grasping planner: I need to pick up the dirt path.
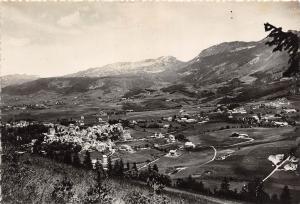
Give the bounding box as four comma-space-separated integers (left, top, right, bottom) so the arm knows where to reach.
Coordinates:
198, 145, 217, 167
163, 186, 244, 204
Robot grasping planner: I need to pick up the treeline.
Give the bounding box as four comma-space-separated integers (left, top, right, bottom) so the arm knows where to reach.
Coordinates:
176, 176, 293, 204
1, 124, 47, 145
33, 143, 172, 195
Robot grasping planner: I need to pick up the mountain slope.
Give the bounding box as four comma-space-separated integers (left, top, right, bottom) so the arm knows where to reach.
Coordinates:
2, 76, 156, 96
179, 39, 290, 87
1, 74, 39, 88
66, 56, 185, 78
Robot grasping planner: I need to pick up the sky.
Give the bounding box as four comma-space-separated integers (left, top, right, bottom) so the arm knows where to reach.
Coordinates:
1, 2, 300, 77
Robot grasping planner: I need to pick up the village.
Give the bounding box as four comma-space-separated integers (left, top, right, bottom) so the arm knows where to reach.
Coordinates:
2, 97, 299, 175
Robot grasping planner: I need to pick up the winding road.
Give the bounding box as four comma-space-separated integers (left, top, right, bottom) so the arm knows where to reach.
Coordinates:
198, 145, 217, 167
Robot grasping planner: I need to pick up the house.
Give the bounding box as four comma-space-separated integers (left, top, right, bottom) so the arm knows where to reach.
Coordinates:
262, 114, 280, 121
186, 119, 197, 123
163, 124, 170, 128
168, 135, 176, 143
158, 133, 164, 138
268, 154, 284, 165
239, 133, 249, 138
284, 163, 298, 171
167, 150, 178, 157
119, 144, 134, 153
184, 141, 196, 148
181, 118, 188, 122
102, 155, 108, 167
273, 121, 289, 127
283, 109, 297, 114
122, 130, 132, 141
232, 107, 247, 114
95, 142, 107, 152
251, 115, 260, 122
92, 159, 97, 169
48, 128, 56, 135
230, 132, 249, 138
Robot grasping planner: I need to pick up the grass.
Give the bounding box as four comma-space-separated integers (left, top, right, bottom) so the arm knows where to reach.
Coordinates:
2, 145, 230, 204
183, 126, 294, 147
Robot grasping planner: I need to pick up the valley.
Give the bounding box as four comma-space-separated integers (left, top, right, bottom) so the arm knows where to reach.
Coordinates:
2, 24, 300, 204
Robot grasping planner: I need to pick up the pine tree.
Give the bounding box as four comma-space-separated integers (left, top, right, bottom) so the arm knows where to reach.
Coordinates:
264, 23, 299, 77
132, 162, 138, 171
107, 156, 113, 176
153, 164, 159, 172
95, 160, 105, 179
220, 177, 230, 196
63, 151, 72, 164
271, 194, 279, 203
126, 162, 130, 171
119, 159, 124, 177
83, 151, 93, 170
280, 185, 291, 204
72, 152, 81, 168
256, 182, 269, 204
148, 164, 152, 173
113, 160, 120, 176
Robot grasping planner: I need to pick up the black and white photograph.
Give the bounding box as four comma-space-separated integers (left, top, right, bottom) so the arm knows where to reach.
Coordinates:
1, 1, 300, 204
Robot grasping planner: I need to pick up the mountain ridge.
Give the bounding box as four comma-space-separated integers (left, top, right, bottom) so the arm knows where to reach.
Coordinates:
65, 56, 185, 78
2, 37, 295, 105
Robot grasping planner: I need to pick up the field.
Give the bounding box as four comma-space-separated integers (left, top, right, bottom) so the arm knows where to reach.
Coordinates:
2, 99, 300, 203
184, 126, 295, 147
121, 123, 300, 202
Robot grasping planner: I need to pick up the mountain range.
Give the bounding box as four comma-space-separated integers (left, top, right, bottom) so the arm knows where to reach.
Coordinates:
2, 36, 295, 107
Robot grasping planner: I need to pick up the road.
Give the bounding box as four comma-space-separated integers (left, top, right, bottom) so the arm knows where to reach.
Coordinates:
262, 155, 291, 183
198, 145, 217, 167
174, 145, 217, 176
129, 180, 244, 204
138, 158, 161, 170
163, 186, 246, 204
225, 138, 254, 148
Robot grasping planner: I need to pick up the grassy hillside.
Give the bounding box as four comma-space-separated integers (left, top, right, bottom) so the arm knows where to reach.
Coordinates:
2, 144, 235, 204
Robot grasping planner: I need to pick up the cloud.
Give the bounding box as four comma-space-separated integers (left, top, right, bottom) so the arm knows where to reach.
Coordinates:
57, 11, 81, 27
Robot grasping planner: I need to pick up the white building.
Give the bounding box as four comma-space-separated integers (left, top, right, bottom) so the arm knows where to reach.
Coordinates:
122, 130, 132, 141
102, 155, 108, 167
283, 109, 297, 114
48, 128, 56, 135
273, 121, 289, 127
184, 141, 196, 148
186, 119, 197, 123
168, 135, 176, 143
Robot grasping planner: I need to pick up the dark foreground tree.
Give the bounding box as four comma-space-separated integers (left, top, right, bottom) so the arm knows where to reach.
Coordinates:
264, 23, 300, 77
72, 153, 81, 168
83, 151, 93, 170
280, 185, 292, 204
153, 164, 159, 173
